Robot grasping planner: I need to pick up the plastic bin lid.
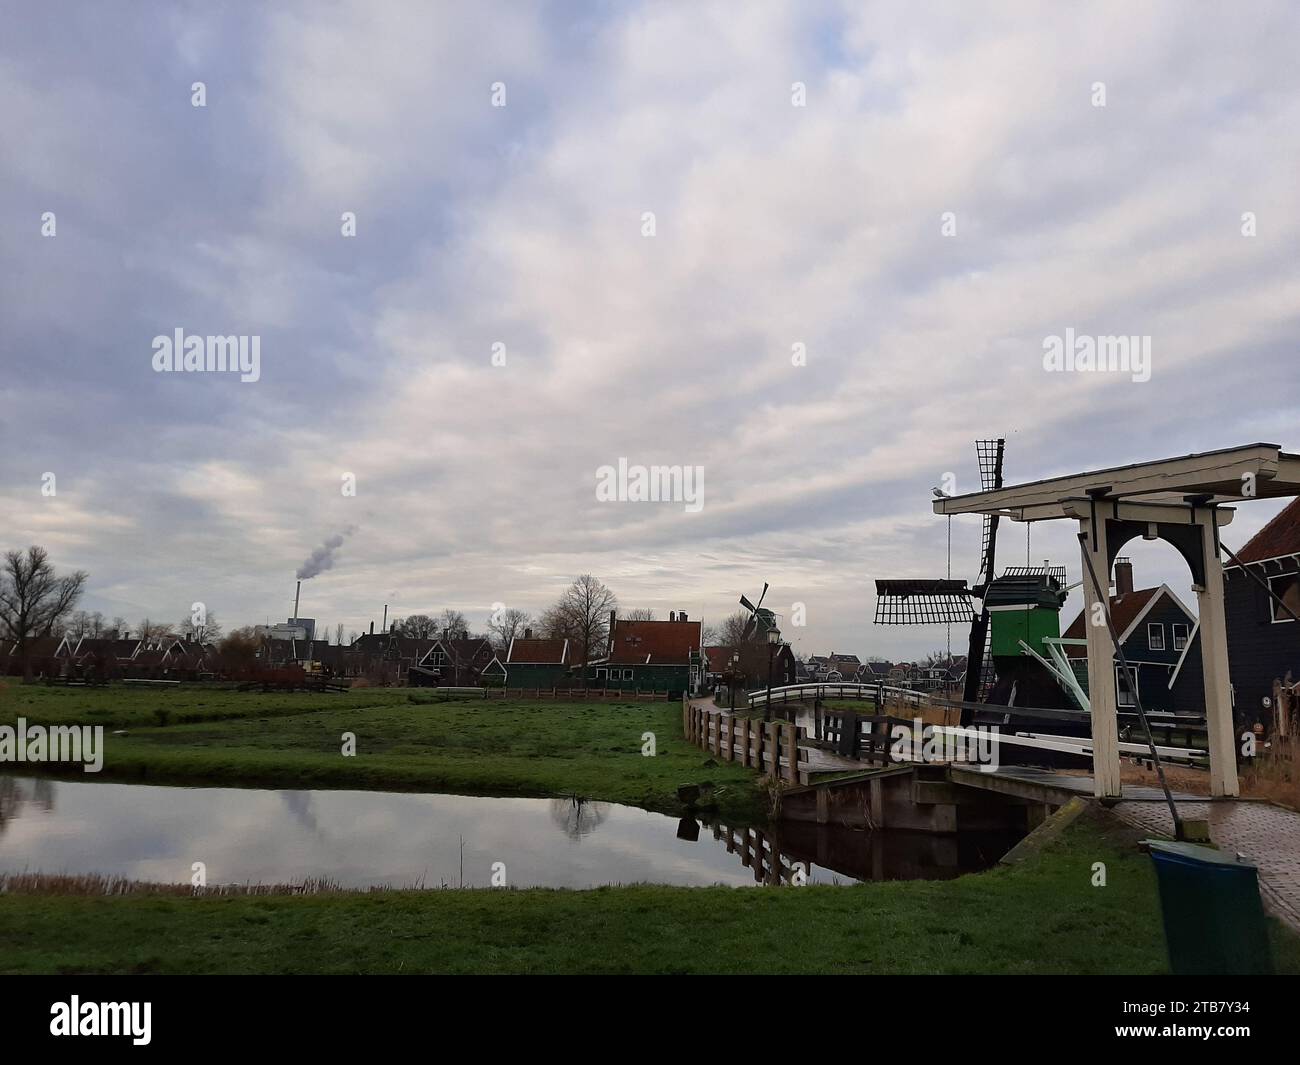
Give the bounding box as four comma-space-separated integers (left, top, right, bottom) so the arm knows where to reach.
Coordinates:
1146, 839, 1254, 868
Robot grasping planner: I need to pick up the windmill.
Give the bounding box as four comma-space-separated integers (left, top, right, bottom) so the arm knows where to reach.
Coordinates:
873, 439, 1005, 721
738, 583, 785, 718
739, 583, 778, 639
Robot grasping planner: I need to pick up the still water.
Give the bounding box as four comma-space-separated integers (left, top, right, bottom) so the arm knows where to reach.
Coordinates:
0, 775, 1016, 890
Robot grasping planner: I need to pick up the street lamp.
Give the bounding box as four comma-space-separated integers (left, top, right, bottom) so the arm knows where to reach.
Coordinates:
729, 651, 740, 711
765, 626, 783, 722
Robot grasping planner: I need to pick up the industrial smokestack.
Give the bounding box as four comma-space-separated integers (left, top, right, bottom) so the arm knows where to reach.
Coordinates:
382, 604, 388, 632
293, 580, 302, 624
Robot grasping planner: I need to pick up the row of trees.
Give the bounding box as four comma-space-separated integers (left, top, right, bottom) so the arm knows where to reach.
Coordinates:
0, 546, 739, 684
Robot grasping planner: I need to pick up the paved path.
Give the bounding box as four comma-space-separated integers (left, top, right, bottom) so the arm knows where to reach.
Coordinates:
1114, 800, 1300, 932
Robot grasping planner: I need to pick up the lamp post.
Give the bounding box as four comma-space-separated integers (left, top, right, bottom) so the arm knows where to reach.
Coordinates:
765, 626, 783, 722
729, 651, 740, 712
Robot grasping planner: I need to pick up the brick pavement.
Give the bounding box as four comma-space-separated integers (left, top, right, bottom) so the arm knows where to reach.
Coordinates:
1114, 799, 1300, 932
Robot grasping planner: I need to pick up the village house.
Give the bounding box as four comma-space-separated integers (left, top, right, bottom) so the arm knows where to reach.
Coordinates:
504, 632, 572, 688
1061, 557, 1204, 715
590, 611, 703, 696
1223, 496, 1300, 730
706, 641, 797, 691
411, 634, 498, 687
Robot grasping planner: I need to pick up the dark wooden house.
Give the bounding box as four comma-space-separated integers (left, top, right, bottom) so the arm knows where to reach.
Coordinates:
1062, 559, 1203, 715
1224, 497, 1300, 729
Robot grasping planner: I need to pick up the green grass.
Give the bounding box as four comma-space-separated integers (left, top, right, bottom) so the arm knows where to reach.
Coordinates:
0, 681, 416, 728
0, 684, 765, 820
3, 810, 1297, 974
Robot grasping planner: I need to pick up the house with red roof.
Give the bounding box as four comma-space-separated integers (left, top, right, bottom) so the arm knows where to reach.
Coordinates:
504, 632, 572, 688
1060, 557, 1203, 715
590, 612, 703, 696
1224, 496, 1300, 727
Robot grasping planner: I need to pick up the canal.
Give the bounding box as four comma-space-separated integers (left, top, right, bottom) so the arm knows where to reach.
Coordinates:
0, 774, 1020, 890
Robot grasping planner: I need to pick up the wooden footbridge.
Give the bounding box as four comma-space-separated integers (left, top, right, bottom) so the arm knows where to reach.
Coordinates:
683, 694, 1207, 835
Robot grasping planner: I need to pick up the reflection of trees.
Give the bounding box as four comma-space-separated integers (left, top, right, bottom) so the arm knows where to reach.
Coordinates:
280, 790, 319, 834
0, 777, 56, 839
549, 797, 609, 840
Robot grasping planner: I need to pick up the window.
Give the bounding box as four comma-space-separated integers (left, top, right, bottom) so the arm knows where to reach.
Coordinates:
1268, 573, 1300, 623
1116, 665, 1138, 707
623, 669, 634, 681
595, 667, 607, 680
1171, 623, 1189, 651
1147, 623, 1165, 651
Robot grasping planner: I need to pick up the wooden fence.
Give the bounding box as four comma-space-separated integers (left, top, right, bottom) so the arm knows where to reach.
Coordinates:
682, 698, 807, 782
431, 686, 673, 701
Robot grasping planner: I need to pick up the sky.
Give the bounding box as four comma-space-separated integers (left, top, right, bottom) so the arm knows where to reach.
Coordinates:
2, 0, 1298, 659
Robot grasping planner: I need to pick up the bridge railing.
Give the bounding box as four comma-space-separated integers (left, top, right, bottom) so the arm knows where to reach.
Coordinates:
682, 699, 807, 783
745, 681, 929, 710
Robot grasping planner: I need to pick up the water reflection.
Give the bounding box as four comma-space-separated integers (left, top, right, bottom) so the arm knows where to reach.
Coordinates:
549, 797, 610, 840
0, 775, 1015, 890
0, 776, 55, 836
697, 818, 1021, 885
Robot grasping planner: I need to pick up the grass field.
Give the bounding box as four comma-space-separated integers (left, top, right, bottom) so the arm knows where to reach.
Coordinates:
0, 683, 765, 820
2, 808, 1297, 974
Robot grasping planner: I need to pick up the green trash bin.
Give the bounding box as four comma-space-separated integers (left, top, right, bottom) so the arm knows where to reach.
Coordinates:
1147, 840, 1273, 975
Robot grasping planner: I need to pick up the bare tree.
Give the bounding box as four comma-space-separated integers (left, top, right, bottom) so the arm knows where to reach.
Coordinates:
438, 608, 469, 637
136, 617, 174, 642
623, 608, 656, 621
179, 610, 222, 644
398, 614, 439, 639
487, 607, 531, 651
548, 575, 616, 686
66, 609, 105, 639
335, 622, 345, 646
716, 610, 752, 647
0, 546, 87, 680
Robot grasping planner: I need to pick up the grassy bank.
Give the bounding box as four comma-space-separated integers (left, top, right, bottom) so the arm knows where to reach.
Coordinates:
0, 685, 765, 820
0, 681, 413, 728
3, 810, 1297, 974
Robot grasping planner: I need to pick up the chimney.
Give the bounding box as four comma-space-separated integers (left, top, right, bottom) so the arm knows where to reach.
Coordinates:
369, 621, 374, 635
668, 611, 675, 622
523, 627, 533, 639
293, 580, 301, 625
678, 610, 687, 622
382, 605, 388, 632
1114, 557, 1134, 597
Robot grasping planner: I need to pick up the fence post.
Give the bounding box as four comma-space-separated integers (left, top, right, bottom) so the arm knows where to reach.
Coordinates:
766, 720, 780, 779
740, 717, 750, 767
784, 721, 797, 782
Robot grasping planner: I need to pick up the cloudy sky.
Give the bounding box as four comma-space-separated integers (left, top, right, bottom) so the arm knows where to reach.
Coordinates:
2, 1, 1297, 659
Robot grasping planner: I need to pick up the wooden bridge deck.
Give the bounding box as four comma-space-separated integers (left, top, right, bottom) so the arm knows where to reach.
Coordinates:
949, 765, 1203, 804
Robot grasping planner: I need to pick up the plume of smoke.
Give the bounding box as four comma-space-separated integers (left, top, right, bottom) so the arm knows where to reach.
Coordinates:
296, 527, 355, 580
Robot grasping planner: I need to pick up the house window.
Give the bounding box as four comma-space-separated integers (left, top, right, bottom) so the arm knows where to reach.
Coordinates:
1147, 623, 1165, 651
1116, 665, 1138, 707
595, 667, 607, 680
1268, 573, 1300, 623
1171, 623, 1189, 651
622, 669, 634, 681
